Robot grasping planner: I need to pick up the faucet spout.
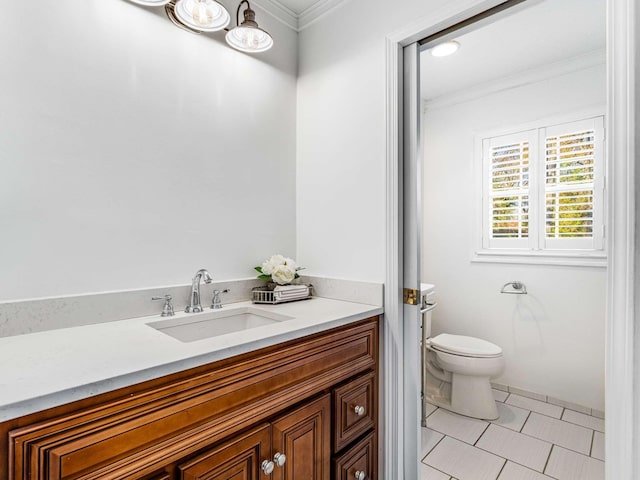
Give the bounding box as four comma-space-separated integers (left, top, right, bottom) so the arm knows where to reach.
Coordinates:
186, 268, 213, 313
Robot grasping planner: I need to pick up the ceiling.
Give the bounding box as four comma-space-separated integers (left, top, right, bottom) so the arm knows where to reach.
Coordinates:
420, 0, 606, 102
275, 0, 321, 15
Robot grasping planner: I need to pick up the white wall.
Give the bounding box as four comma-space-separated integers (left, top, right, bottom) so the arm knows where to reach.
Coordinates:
0, 0, 297, 301
423, 65, 607, 409
296, 0, 449, 282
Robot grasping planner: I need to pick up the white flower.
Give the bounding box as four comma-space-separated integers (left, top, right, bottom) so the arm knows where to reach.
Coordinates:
271, 264, 296, 285
262, 254, 286, 275
284, 257, 297, 270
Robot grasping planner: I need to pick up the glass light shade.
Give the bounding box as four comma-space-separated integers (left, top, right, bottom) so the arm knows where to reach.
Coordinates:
225, 26, 273, 53
431, 40, 460, 57
127, 0, 171, 5
174, 0, 230, 32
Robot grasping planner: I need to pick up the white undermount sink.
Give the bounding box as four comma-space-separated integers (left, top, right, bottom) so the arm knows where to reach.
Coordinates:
147, 307, 294, 343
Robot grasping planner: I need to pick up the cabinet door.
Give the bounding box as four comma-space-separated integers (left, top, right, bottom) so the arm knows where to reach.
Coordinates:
271, 394, 331, 480
179, 424, 272, 480
333, 431, 376, 480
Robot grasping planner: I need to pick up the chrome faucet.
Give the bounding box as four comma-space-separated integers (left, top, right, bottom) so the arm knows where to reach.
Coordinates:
185, 269, 213, 313
211, 289, 230, 309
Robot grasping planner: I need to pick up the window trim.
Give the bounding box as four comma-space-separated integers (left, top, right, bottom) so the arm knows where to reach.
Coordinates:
472, 109, 607, 268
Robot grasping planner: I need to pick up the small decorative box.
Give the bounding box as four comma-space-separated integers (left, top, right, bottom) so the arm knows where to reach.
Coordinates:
252, 284, 312, 304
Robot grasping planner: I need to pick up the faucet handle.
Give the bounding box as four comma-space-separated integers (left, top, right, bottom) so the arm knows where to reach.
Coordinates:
152, 295, 175, 317
211, 289, 230, 309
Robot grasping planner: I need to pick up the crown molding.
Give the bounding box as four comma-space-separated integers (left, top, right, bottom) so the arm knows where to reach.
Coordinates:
251, 0, 348, 32
423, 48, 606, 112
298, 0, 352, 30
251, 0, 299, 30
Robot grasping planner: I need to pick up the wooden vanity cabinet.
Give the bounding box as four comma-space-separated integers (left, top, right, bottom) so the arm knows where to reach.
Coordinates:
0, 316, 378, 480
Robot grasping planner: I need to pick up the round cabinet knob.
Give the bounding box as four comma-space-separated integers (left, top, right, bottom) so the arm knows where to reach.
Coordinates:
261, 460, 275, 475
354, 405, 366, 416
273, 452, 287, 467
354, 470, 366, 480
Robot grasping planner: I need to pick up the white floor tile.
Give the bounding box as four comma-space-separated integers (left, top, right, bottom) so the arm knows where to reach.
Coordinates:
476, 424, 552, 472
522, 412, 593, 455
545, 446, 605, 480
422, 427, 445, 459
562, 409, 605, 433
426, 408, 490, 444
506, 394, 563, 419
491, 402, 530, 432
497, 461, 549, 480
492, 389, 509, 403
425, 436, 505, 480
425, 402, 439, 418
421, 463, 452, 480
591, 431, 604, 461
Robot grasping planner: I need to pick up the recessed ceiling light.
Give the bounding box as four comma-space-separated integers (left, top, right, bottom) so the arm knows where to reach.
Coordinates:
431, 40, 460, 57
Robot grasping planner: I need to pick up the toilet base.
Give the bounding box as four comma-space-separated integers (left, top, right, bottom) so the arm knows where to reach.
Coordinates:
424, 371, 499, 421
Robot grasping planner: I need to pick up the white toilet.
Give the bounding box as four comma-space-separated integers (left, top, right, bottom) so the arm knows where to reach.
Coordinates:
421, 283, 505, 421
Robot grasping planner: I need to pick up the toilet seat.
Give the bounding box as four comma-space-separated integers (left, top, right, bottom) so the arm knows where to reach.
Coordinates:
429, 333, 502, 358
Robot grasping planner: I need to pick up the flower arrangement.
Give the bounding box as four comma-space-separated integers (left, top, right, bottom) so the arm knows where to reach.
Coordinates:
255, 254, 304, 285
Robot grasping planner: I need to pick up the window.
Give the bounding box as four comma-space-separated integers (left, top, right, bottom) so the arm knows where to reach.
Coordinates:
477, 116, 605, 265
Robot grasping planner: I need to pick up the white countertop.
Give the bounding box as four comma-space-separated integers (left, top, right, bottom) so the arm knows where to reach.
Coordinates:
0, 297, 383, 422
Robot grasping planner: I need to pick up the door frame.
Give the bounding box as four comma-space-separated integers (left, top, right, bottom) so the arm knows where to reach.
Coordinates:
382, 1, 637, 479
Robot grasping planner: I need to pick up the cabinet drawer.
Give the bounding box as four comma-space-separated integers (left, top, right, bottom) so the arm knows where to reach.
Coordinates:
333, 371, 376, 452
333, 431, 376, 480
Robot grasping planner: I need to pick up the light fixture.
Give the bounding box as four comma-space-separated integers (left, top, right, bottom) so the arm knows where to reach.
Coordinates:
125, 0, 273, 53
173, 0, 230, 32
430, 40, 460, 57
225, 0, 273, 53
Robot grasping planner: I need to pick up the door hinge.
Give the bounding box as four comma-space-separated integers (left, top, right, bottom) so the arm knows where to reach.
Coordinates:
403, 288, 419, 306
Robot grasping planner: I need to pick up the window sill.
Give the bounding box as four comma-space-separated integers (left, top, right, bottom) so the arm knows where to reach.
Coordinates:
471, 250, 607, 268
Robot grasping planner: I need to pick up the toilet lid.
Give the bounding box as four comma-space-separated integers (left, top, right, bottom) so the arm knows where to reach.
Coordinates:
429, 333, 502, 357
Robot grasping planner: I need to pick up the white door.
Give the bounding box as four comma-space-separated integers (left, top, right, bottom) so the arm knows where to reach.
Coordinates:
402, 41, 423, 480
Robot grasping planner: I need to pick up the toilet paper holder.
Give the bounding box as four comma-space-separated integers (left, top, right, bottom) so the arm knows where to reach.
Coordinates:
500, 281, 528, 294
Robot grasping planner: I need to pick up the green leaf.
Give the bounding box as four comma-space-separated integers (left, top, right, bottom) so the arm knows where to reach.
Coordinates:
257, 274, 271, 280
255, 266, 263, 273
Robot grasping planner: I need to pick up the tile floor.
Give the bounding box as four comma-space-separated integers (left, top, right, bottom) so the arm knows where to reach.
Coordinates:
421, 390, 605, 480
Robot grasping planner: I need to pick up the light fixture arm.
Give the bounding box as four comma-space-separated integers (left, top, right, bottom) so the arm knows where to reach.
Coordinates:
236, 0, 251, 26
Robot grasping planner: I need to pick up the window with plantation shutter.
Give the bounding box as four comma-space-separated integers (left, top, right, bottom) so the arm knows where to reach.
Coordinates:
478, 115, 605, 265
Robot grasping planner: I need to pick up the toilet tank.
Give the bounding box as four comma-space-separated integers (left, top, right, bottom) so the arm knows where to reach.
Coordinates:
420, 283, 436, 337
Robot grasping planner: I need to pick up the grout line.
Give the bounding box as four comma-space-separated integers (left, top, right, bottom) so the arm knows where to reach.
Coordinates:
589, 429, 595, 457
494, 457, 508, 479
421, 436, 458, 479
542, 444, 554, 474
519, 409, 533, 433
474, 421, 492, 446
421, 432, 447, 462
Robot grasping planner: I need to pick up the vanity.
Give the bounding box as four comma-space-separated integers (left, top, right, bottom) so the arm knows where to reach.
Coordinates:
0, 295, 382, 480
